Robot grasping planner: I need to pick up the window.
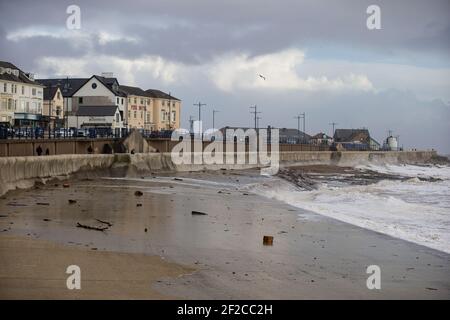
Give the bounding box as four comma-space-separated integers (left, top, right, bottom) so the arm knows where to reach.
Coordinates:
134, 97, 137, 104
134, 111, 137, 119
116, 113, 120, 123
91, 83, 97, 89
140, 99, 144, 105
32, 88, 36, 95
172, 102, 175, 107
147, 99, 150, 105
121, 98, 124, 104
116, 97, 119, 104
79, 97, 83, 104
3, 83, 6, 92
57, 92, 61, 99
172, 111, 176, 122
146, 113, 150, 122
141, 111, 143, 119
162, 100, 165, 106
128, 111, 131, 118
161, 109, 166, 120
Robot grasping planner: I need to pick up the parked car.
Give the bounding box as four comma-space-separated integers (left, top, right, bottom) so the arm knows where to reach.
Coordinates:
14, 128, 32, 138
55, 128, 74, 138
76, 129, 88, 137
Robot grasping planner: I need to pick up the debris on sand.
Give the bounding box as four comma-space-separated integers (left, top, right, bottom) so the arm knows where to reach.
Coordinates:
144, 228, 148, 232
173, 178, 183, 181
36, 202, 50, 206
63, 183, 70, 188
134, 191, 143, 196
68, 199, 77, 204
192, 211, 208, 216
94, 219, 113, 227
276, 169, 317, 190
43, 218, 51, 222
136, 203, 142, 207
7, 202, 27, 207
76, 222, 108, 232
263, 235, 274, 246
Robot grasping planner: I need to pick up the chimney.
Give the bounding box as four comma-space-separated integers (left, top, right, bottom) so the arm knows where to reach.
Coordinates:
25, 72, 35, 81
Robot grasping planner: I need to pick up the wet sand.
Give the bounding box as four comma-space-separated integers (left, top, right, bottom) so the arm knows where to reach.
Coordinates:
0, 169, 449, 299
0, 235, 192, 299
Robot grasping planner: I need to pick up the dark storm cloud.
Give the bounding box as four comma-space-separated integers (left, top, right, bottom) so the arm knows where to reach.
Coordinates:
1, 0, 449, 66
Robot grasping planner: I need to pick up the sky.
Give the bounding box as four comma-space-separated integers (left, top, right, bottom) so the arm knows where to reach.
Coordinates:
0, 0, 449, 153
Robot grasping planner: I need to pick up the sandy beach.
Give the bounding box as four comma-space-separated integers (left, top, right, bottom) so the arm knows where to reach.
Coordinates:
0, 168, 449, 299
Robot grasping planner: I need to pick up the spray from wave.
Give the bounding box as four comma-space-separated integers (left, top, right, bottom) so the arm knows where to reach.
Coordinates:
250, 164, 450, 254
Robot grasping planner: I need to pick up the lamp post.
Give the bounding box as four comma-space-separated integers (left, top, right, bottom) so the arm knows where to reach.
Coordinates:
193, 102, 206, 139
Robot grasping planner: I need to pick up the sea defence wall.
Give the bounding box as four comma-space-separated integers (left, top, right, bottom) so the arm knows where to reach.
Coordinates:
279, 150, 438, 166
0, 150, 439, 196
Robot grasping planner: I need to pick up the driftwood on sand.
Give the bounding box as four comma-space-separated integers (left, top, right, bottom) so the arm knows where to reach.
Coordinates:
76, 222, 109, 232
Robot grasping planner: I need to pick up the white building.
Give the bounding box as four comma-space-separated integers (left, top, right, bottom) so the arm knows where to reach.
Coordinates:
71, 74, 127, 127
67, 105, 122, 131
0, 61, 44, 126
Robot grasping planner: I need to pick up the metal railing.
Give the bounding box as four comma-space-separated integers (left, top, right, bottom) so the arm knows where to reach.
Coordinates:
0, 126, 134, 140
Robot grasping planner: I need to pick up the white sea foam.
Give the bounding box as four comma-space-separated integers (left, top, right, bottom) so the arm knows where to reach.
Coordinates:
251, 165, 450, 254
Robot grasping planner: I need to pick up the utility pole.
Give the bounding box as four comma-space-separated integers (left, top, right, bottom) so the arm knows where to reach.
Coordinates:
302, 112, 306, 143
329, 122, 338, 138
189, 115, 195, 134
212, 109, 219, 130
256, 116, 262, 129
250, 105, 261, 129
294, 115, 301, 144
193, 101, 206, 138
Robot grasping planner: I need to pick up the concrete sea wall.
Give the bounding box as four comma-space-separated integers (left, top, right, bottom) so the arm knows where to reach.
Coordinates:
0, 150, 439, 196
279, 150, 438, 166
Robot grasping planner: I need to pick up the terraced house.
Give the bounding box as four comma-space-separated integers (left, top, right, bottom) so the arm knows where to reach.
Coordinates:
145, 89, 181, 131
0, 61, 44, 127
119, 85, 153, 130
42, 86, 64, 129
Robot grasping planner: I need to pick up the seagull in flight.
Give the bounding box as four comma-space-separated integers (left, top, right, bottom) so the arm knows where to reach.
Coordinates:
258, 74, 266, 80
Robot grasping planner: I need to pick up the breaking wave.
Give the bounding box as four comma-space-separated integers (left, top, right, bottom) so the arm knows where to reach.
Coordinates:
251, 165, 450, 254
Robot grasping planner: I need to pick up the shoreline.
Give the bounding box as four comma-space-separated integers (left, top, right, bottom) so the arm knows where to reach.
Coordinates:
0, 150, 441, 197
1, 169, 449, 299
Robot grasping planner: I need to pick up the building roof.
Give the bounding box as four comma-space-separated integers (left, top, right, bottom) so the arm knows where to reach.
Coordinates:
311, 132, 332, 139
76, 106, 118, 116
145, 89, 180, 101
119, 85, 153, 97
219, 126, 310, 139
43, 86, 60, 100
0, 61, 43, 86
36, 78, 89, 97
334, 129, 370, 143
278, 128, 310, 139
93, 75, 126, 97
